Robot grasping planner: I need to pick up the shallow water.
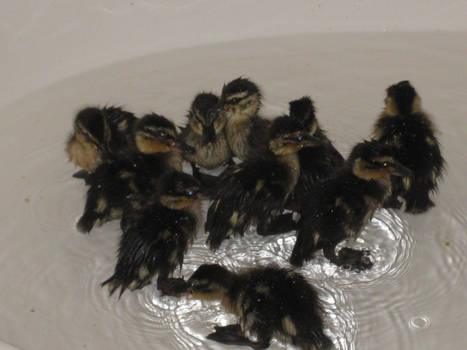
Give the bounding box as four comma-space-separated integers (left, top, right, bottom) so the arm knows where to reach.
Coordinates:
0, 32, 466, 350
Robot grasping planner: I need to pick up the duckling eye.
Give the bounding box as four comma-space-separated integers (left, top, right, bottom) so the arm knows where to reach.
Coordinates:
383, 162, 388, 167
158, 130, 168, 138
230, 98, 240, 104
296, 135, 304, 141
187, 189, 195, 197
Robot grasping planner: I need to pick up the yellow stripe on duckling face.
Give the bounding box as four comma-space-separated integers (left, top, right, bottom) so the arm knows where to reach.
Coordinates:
353, 158, 391, 180
135, 133, 174, 154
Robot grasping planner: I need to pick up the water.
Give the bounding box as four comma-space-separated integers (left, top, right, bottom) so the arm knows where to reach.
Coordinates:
0, 32, 465, 350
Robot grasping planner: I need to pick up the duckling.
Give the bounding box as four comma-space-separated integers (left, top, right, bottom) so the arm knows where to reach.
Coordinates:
205, 115, 315, 250
66, 106, 137, 174
373, 80, 445, 213
76, 113, 185, 233
187, 264, 332, 350
210, 77, 270, 161
180, 92, 233, 171
259, 97, 345, 235
290, 140, 411, 271
101, 171, 201, 297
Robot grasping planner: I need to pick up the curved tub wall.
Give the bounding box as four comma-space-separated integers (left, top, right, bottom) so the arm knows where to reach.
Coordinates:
2, 2, 466, 350
3, 0, 467, 107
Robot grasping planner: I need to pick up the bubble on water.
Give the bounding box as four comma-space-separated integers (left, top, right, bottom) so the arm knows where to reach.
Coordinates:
409, 315, 431, 330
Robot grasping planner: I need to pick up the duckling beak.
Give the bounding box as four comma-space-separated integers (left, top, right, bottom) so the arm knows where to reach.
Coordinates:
391, 162, 412, 177
173, 139, 196, 154
202, 125, 216, 144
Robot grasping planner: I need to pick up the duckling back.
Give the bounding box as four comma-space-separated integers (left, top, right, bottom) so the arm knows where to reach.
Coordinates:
373, 81, 445, 213
231, 267, 332, 350
101, 106, 138, 160
103, 199, 197, 296
205, 154, 292, 250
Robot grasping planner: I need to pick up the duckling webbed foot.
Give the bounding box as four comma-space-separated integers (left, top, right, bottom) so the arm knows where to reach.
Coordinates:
207, 324, 270, 349
257, 213, 297, 236
157, 277, 190, 296
338, 248, 373, 272
324, 246, 373, 272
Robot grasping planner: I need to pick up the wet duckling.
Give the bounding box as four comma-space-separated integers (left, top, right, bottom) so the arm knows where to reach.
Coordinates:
205, 115, 315, 250
180, 92, 232, 171
290, 140, 411, 271
102, 171, 201, 297
66, 106, 137, 174
76, 113, 185, 233
373, 80, 445, 213
250, 97, 345, 236
274, 97, 345, 222
210, 77, 270, 161
187, 264, 332, 350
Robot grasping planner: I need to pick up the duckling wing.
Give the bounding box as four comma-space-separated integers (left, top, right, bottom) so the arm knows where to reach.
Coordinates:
246, 116, 271, 160
77, 154, 170, 233
376, 115, 445, 179
292, 144, 344, 201
77, 160, 138, 233
205, 158, 290, 250
239, 267, 331, 349
103, 205, 196, 297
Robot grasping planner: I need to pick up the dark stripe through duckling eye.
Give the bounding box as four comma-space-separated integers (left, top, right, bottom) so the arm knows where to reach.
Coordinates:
191, 281, 212, 291
370, 161, 391, 169
229, 98, 241, 104
144, 128, 174, 139
367, 161, 381, 169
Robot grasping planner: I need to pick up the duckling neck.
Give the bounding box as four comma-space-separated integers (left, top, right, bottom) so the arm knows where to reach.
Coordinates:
276, 153, 300, 194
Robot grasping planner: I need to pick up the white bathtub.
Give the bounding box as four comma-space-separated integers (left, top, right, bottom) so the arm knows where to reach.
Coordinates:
1, 1, 466, 349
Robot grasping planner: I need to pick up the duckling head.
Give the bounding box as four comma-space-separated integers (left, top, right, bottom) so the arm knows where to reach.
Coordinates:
289, 96, 317, 134
73, 107, 106, 147
187, 264, 235, 301
269, 116, 317, 156
188, 92, 226, 144
384, 80, 421, 116
210, 77, 262, 121
349, 140, 412, 180
159, 171, 201, 210
134, 113, 181, 154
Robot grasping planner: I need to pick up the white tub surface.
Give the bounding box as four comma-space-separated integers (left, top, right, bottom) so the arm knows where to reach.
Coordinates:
2, 2, 466, 350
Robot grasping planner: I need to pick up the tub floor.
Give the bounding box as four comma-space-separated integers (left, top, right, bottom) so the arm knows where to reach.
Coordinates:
0, 32, 466, 350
